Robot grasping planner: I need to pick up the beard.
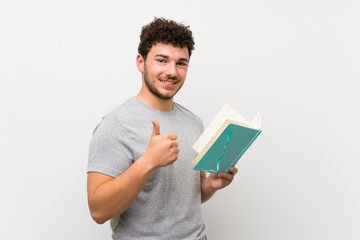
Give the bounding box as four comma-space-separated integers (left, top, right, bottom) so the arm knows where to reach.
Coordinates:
143, 65, 184, 100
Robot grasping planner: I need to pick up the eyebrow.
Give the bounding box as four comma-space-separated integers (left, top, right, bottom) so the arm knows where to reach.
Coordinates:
154, 54, 189, 62
178, 58, 189, 62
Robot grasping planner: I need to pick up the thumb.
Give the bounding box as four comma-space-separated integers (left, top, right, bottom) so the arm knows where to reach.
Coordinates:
151, 119, 160, 137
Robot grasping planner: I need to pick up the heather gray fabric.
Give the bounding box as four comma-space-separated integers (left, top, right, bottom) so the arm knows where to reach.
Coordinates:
88, 97, 206, 240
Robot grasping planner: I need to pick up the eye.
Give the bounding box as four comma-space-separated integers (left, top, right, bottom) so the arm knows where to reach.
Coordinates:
157, 59, 165, 63
177, 62, 188, 66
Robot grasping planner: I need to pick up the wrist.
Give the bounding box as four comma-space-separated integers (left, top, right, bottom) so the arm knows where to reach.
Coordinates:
137, 153, 157, 174
201, 176, 217, 203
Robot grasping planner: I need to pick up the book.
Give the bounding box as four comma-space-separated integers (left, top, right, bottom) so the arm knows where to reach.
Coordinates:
192, 104, 262, 174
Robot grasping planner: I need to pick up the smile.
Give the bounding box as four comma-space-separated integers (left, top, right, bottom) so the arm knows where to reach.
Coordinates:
160, 80, 178, 85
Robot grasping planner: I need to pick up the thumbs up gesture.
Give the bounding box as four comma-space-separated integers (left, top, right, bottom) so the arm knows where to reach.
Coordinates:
143, 119, 180, 168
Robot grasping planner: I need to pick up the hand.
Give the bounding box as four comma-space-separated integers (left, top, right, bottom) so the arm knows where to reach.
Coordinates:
208, 167, 238, 190
143, 119, 180, 169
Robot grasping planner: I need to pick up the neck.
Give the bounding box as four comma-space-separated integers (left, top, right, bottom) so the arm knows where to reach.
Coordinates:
136, 87, 174, 112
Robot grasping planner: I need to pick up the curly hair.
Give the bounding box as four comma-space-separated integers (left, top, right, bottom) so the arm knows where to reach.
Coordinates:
138, 17, 195, 60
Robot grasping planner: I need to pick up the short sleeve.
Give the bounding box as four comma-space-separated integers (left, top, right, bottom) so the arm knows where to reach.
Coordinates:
87, 115, 133, 177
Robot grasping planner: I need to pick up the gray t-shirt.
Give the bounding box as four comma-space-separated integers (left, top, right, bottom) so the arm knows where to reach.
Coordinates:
88, 97, 206, 240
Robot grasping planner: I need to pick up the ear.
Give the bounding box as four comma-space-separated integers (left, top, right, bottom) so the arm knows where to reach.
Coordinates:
136, 54, 144, 73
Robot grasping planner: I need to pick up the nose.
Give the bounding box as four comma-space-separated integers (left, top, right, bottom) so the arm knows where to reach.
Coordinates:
165, 62, 177, 77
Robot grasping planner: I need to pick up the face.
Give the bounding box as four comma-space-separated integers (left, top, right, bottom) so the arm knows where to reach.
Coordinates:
139, 43, 189, 100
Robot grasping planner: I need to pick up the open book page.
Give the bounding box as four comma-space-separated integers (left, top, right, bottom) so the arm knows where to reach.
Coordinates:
192, 120, 232, 166
193, 104, 256, 153
251, 112, 262, 130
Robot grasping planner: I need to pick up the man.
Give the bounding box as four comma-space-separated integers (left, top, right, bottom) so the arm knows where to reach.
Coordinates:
87, 17, 238, 240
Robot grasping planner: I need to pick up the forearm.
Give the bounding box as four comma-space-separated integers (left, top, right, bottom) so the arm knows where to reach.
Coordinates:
88, 156, 155, 224
88, 120, 180, 224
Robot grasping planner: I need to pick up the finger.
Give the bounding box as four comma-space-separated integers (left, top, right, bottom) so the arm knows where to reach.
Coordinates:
209, 173, 219, 180
175, 147, 180, 154
166, 133, 178, 140
229, 167, 238, 175
172, 140, 179, 147
219, 172, 234, 181
151, 119, 160, 137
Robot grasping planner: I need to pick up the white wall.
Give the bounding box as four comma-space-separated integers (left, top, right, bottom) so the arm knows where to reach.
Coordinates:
1, 0, 359, 239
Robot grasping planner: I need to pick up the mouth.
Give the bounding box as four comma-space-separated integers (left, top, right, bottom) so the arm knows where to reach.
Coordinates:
160, 79, 178, 87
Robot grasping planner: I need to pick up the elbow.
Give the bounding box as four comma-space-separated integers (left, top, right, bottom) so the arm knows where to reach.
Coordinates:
91, 212, 107, 225
88, 197, 110, 224
88, 201, 126, 224
89, 209, 108, 225
94, 218, 107, 225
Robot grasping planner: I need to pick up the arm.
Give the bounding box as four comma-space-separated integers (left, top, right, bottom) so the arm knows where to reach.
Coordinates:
200, 167, 238, 203
87, 119, 179, 224
87, 157, 153, 224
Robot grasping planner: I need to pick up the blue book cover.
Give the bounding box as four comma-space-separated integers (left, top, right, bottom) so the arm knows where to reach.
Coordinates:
192, 104, 262, 174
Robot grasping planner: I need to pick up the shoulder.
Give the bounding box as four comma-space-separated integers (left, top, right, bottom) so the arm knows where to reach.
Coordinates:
92, 97, 139, 135
174, 102, 204, 130
110, 97, 139, 119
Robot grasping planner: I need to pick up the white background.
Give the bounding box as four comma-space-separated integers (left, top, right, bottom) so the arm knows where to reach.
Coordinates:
1, 0, 359, 239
